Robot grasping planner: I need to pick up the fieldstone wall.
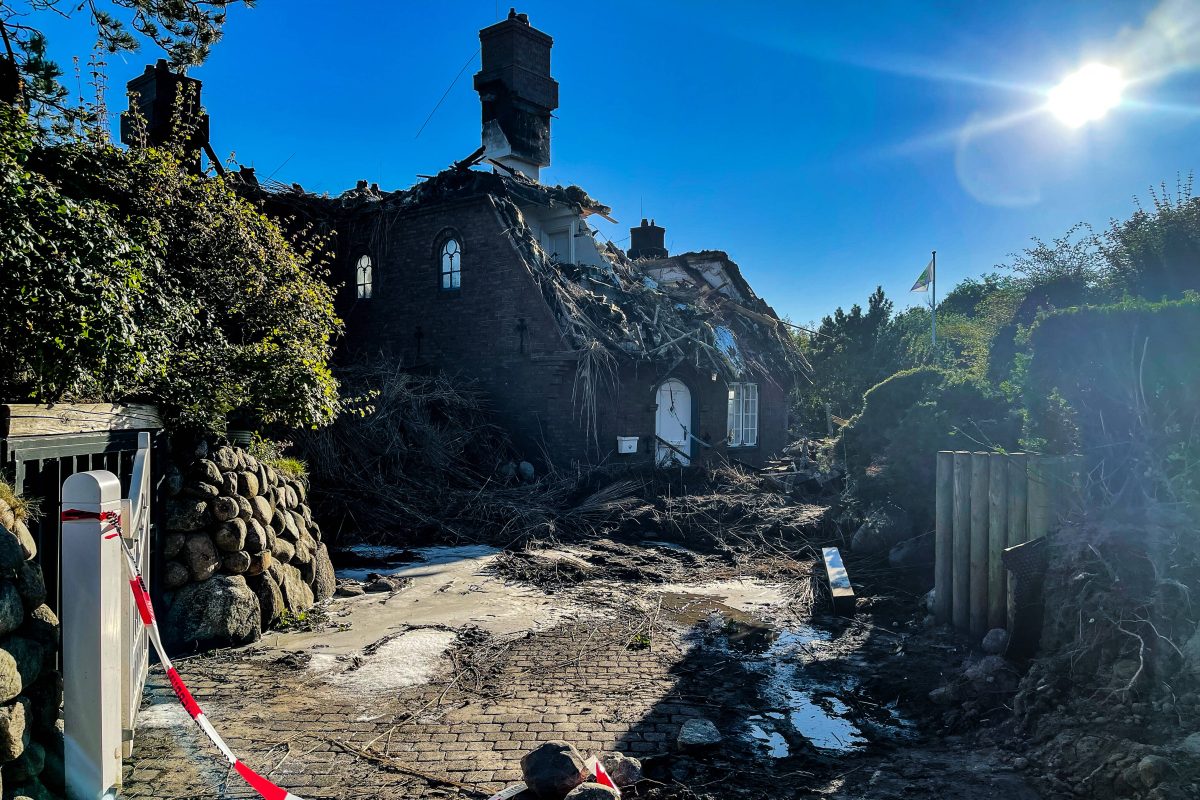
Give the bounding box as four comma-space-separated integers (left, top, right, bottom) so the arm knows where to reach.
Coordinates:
161, 442, 335, 651
0, 496, 65, 800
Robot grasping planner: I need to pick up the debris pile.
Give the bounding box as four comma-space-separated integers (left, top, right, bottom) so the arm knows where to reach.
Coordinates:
161, 440, 336, 650
294, 360, 644, 546
757, 438, 845, 496
487, 740, 640, 799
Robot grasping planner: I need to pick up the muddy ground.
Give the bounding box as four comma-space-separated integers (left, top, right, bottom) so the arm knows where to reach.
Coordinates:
120, 510, 1049, 800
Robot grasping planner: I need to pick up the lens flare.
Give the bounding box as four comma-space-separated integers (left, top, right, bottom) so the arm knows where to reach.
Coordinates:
1047, 63, 1125, 127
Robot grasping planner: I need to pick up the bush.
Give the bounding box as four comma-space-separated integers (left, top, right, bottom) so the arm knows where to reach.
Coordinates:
842, 367, 1021, 529
1024, 297, 1200, 501
0, 106, 341, 433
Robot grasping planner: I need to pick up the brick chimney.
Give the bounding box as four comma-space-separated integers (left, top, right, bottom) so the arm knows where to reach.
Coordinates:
119, 59, 209, 173
628, 218, 667, 259
473, 9, 559, 182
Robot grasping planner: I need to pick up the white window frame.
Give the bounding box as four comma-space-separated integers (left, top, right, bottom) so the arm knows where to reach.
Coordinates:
356, 255, 373, 299
727, 382, 759, 447
440, 238, 461, 290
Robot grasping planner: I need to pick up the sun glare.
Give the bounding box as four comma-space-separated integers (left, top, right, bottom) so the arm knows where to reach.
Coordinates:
1047, 63, 1125, 128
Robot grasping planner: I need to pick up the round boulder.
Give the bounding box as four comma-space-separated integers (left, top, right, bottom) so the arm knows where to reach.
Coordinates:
0, 583, 24, 638
213, 519, 248, 553
520, 741, 590, 799
237, 471, 261, 499
166, 500, 209, 533
677, 718, 722, 751
162, 575, 261, 650
221, 551, 252, 575
311, 544, 336, 602
163, 561, 190, 589
210, 496, 240, 524
565, 784, 620, 800
184, 534, 220, 582
0, 696, 28, 761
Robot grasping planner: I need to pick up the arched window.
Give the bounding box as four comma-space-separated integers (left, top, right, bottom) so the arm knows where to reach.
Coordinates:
356, 255, 373, 299
440, 237, 461, 290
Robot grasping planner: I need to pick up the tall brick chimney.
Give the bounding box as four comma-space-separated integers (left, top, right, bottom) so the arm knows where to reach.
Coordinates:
628, 218, 667, 259
119, 59, 209, 173
473, 9, 559, 182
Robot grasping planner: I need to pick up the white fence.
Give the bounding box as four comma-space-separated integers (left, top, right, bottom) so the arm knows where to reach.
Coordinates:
61, 431, 153, 800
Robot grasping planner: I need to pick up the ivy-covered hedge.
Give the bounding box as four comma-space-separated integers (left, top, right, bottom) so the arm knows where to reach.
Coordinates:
1024, 297, 1200, 498
0, 106, 341, 432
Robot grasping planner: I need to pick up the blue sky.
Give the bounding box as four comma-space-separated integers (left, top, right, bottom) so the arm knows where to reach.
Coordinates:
36, 0, 1200, 324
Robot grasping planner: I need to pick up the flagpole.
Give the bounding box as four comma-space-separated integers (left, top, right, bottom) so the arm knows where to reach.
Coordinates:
931, 250, 937, 349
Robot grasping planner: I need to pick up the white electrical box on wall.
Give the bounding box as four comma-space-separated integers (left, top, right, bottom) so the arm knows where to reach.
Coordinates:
616, 436, 639, 454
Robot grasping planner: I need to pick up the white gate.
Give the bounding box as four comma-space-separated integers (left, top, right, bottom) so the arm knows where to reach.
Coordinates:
61, 431, 153, 799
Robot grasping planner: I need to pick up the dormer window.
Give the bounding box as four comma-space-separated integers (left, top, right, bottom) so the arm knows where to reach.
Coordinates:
356, 255, 373, 299
441, 237, 461, 290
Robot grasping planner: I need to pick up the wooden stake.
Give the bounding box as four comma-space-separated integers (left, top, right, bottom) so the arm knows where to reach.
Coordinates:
969, 452, 990, 639
987, 453, 1009, 630
934, 451, 954, 624
1006, 453, 1028, 631
952, 451, 972, 631
1027, 455, 1051, 540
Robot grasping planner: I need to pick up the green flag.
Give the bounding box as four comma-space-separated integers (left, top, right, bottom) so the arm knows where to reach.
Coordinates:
911, 257, 934, 292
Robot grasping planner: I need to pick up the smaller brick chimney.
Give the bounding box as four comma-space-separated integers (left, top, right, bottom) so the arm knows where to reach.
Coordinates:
628, 218, 667, 260
473, 9, 559, 181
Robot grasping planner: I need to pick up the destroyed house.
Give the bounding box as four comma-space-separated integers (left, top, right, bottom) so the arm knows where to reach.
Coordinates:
251, 11, 808, 467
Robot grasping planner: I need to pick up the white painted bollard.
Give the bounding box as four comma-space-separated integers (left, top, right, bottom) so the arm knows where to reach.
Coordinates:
61, 470, 124, 800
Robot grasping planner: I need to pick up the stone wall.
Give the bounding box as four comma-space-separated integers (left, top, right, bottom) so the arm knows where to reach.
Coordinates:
160, 442, 335, 650
0, 493, 65, 799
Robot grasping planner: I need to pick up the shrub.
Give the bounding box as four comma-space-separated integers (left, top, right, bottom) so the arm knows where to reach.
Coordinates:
0, 106, 342, 433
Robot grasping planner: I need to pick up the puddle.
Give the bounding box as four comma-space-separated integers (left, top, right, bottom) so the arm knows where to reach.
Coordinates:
676, 600, 911, 755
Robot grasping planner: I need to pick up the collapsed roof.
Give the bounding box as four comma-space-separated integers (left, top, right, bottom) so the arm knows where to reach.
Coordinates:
257, 166, 808, 389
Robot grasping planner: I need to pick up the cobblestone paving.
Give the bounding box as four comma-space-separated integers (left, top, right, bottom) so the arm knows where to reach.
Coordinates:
121, 617, 744, 799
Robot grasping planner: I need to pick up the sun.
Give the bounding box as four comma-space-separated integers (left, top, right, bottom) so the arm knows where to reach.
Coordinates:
1047, 63, 1125, 128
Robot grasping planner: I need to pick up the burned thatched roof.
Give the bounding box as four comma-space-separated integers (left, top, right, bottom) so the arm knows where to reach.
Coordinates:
255, 167, 808, 389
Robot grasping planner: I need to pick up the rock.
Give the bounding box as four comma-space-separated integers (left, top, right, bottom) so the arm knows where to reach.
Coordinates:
295, 482, 307, 504
166, 500, 208, 532
210, 495, 240, 523
163, 561, 190, 589
163, 575, 261, 650
364, 575, 407, 593
929, 686, 957, 705
21, 606, 58, 648
600, 752, 642, 787
238, 471, 261, 498
10, 522, 36, 562
182, 481, 220, 500
252, 494, 273, 525
213, 447, 239, 472
335, 583, 366, 597
245, 519, 270, 553
268, 562, 313, 615
850, 505, 913, 555
235, 495, 254, 521
1, 638, 42, 691
164, 466, 183, 497
192, 440, 209, 460
212, 519, 248, 553
1012, 756, 1029, 770
520, 741, 590, 799
162, 532, 186, 559
247, 551, 273, 578
311, 545, 336, 601
964, 655, 1009, 682
248, 572, 285, 628
565, 784, 620, 800
271, 538, 295, 564
0, 697, 28, 761
887, 537, 932, 569
221, 551, 251, 575
981, 628, 1010, 656
1182, 628, 1200, 679
0, 530, 25, 578
184, 534, 220, 582
677, 718, 722, 750
193, 459, 222, 486
0, 584, 24, 638
518, 461, 536, 482
222, 471, 239, 497
16, 563, 45, 611
1138, 755, 1168, 788
4, 739, 44, 782
1179, 732, 1200, 755
923, 588, 937, 614
0, 647, 21, 703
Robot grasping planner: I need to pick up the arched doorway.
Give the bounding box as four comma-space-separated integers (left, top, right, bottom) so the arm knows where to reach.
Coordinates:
655, 378, 692, 466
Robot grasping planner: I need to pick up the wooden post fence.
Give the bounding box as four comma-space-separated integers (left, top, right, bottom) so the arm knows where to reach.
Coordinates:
934, 452, 1080, 637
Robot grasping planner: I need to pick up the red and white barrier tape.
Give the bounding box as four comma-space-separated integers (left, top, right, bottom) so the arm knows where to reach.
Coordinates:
62, 509, 305, 800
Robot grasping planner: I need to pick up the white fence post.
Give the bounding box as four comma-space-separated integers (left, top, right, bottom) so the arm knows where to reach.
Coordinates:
61, 470, 123, 800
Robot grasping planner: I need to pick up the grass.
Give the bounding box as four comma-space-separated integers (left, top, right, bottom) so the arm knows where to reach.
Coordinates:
0, 480, 34, 523
247, 434, 308, 483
